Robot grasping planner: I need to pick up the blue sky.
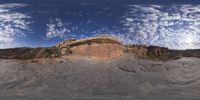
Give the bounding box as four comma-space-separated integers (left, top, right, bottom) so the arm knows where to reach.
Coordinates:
1, 0, 200, 49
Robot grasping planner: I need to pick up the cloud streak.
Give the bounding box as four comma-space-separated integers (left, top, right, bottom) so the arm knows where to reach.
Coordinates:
46, 18, 70, 39
0, 3, 31, 48
120, 5, 200, 49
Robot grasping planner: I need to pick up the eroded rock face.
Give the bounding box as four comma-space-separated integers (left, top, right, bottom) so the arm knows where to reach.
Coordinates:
71, 43, 123, 60
147, 46, 169, 56
124, 45, 148, 57
56, 36, 124, 60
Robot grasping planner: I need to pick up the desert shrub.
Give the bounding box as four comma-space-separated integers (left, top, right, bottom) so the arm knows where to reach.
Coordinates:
42, 49, 52, 58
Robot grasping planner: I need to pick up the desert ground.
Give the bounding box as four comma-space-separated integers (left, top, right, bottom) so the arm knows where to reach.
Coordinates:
0, 55, 200, 100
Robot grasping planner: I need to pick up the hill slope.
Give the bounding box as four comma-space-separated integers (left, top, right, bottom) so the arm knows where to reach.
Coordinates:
0, 35, 200, 61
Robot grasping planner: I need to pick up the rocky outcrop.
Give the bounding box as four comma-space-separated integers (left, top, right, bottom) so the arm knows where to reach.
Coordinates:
1, 34, 200, 60
124, 45, 148, 57
147, 46, 169, 56
57, 36, 123, 60
124, 45, 182, 60
70, 43, 123, 60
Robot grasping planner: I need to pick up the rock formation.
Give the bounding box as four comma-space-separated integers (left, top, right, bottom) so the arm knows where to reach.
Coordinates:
58, 36, 123, 60
124, 45, 148, 57
0, 34, 200, 61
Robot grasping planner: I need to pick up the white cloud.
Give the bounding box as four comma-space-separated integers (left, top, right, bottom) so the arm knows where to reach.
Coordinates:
119, 5, 200, 49
0, 3, 28, 9
0, 3, 31, 49
125, 18, 134, 22
80, 2, 95, 6
46, 18, 70, 39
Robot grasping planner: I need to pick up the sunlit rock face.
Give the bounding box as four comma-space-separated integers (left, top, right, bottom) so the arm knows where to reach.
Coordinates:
58, 36, 124, 60
71, 43, 123, 60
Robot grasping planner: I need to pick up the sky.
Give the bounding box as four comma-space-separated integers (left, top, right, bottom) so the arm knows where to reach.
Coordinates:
1, 0, 200, 49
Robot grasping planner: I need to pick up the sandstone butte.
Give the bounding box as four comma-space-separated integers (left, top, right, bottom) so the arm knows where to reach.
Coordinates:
0, 34, 200, 61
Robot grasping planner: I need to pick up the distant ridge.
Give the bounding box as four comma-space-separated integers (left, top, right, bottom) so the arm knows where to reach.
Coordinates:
0, 34, 200, 60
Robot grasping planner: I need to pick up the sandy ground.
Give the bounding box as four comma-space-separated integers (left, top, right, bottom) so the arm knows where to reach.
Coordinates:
0, 55, 200, 100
